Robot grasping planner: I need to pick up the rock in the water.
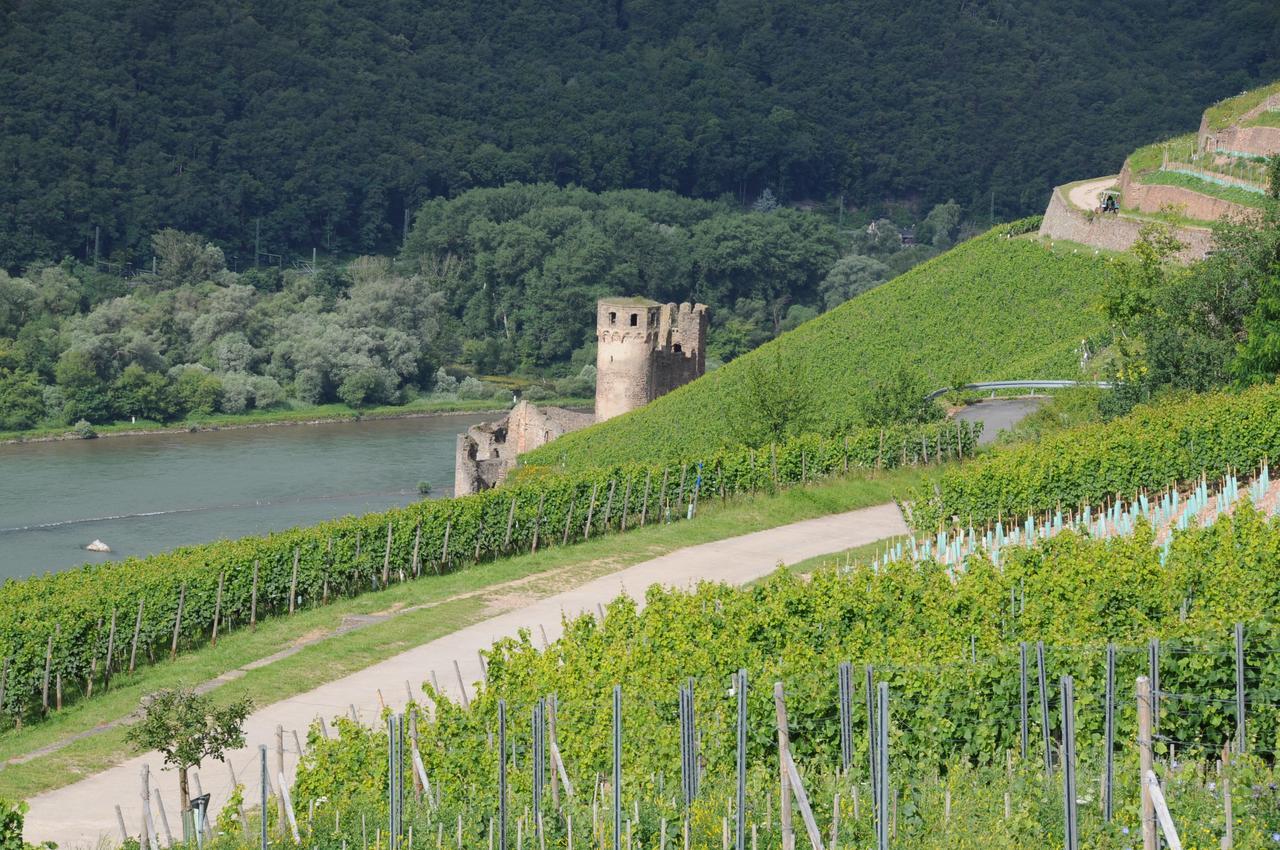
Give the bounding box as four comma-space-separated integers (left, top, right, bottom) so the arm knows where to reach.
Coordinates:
85, 539, 111, 553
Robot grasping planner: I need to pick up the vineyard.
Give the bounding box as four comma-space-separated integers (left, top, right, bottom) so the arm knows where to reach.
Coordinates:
0, 420, 977, 728
904, 380, 1280, 533
522, 220, 1112, 470
182, 491, 1280, 850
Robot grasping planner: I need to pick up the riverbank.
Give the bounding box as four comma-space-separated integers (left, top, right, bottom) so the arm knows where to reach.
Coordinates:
0, 396, 592, 446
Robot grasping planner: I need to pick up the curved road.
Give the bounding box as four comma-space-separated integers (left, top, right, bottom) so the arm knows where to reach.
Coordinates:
953, 397, 1045, 446
25, 503, 907, 847
1066, 176, 1118, 212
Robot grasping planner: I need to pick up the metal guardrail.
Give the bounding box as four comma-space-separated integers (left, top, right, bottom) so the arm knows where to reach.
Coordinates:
925, 380, 1113, 401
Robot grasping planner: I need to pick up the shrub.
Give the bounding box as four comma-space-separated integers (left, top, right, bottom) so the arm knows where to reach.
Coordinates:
456, 376, 490, 400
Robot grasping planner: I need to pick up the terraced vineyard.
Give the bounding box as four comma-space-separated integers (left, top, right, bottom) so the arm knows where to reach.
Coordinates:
523, 220, 1112, 470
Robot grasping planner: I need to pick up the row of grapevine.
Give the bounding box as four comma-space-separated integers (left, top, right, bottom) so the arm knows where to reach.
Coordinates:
0, 419, 978, 725
904, 380, 1280, 532
283, 505, 1280, 849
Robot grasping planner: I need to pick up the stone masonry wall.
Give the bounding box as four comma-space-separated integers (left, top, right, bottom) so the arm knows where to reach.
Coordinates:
1198, 93, 1280, 157
453, 401, 594, 495
1038, 187, 1213, 262
1117, 175, 1258, 223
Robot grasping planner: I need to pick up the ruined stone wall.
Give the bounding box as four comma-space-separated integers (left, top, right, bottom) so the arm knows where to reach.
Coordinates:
652, 302, 708, 397
454, 402, 594, 495
1038, 186, 1213, 262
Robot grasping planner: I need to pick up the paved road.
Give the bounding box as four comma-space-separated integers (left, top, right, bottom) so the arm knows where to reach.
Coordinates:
24, 502, 907, 848
953, 397, 1046, 446
1066, 176, 1118, 212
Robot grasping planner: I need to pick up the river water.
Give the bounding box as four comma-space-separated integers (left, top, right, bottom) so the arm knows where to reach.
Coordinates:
0, 413, 495, 581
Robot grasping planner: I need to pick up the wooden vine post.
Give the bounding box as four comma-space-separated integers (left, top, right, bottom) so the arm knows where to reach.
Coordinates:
41, 628, 55, 715
774, 682, 795, 850
250, 560, 260, 631
583, 485, 598, 541
381, 521, 393, 588
1137, 676, 1156, 850
639, 471, 652, 526
562, 499, 575, 546
440, 521, 452, 573
410, 524, 422, 578
104, 607, 117, 686
288, 548, 300, 614
129, 599, 144, 673
532, 493, 545, 553
504, 498, 517, 550
170, 583, 186, 660
211, 572, 225, 646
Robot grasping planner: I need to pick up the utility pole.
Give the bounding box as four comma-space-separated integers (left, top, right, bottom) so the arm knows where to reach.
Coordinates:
255, 219, 261, 268
94, 226, 101, 269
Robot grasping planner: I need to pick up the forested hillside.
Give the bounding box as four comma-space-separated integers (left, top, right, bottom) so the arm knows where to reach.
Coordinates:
2, 0, 1278, 268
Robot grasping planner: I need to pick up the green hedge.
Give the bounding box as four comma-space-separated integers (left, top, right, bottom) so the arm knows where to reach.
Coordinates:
0, 419, 978, 725
904, 382, 1280, 532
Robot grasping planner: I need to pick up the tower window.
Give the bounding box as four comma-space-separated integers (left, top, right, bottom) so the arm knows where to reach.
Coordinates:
673, 343, 683, 353
609, 312, 616, 325
630, 313, 638, 326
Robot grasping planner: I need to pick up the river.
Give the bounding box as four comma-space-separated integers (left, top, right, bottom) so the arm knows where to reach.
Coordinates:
0, 413, 496, 580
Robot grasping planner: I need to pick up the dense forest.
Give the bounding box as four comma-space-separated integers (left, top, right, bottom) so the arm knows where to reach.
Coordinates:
2, 0, 1278, 269
0, 184, 958, 430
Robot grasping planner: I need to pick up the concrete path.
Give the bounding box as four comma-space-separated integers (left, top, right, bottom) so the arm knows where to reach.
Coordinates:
1066, 176, 1118, 212
24, 502, 907, 848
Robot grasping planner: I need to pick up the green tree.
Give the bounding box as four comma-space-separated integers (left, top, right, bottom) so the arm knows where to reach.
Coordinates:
151, 230, 226, 287
175, 368, 223, 415
54, 349, 113, 423
725, 347, 815, 446
0, 369, 44, 430
112, 365, 177, 421
1232, 273, 1280, 382
126, 689, 252, 807
1268, 155, 1280, 201
818, 255, 891, 310
859, 365, 942, 427
917, 200, 963, 248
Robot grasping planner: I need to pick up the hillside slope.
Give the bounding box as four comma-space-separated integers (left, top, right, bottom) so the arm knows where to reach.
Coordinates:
524, 221, 1111, 468
3, 0, 1278, 267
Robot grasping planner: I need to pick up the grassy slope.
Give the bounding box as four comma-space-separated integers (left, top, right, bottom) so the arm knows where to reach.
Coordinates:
525, 226, 1110, 469
1203, 80, 1280, 131
1142, 170, 1268, 207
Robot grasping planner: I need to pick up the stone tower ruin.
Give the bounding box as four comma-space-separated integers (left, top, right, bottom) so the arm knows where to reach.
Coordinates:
453, 296, 708, 495
594, 297, 708, 422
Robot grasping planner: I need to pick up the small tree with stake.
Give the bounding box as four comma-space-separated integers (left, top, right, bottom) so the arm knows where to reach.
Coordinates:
127, 688, 253, 806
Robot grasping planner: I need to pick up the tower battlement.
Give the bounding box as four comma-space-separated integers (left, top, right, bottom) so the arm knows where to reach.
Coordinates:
595, 297, 708, 422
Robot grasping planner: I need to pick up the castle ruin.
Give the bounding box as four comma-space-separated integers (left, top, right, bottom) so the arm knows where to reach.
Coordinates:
594, 298, 708, 421
453, 297, 708, 495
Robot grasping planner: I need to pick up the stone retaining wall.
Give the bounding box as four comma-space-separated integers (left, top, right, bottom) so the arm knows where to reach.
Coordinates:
1038, 186, 1213, 262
